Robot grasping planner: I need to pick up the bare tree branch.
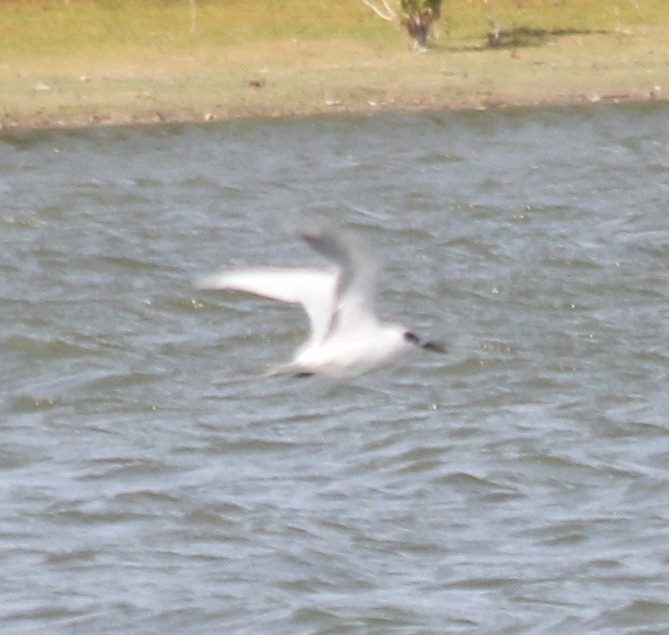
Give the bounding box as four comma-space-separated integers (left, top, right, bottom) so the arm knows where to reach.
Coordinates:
361, 0, 397, 22
380, 0, 398, 18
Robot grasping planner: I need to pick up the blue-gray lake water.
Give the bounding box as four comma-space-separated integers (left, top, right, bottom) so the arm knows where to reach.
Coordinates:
1, 104, 668, 633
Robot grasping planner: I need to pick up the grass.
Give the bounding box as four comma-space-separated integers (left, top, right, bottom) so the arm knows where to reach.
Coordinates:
1, 0, 667, 128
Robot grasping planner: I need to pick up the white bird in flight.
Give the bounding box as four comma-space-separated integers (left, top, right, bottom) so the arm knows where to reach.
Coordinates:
197, 228, 444, 378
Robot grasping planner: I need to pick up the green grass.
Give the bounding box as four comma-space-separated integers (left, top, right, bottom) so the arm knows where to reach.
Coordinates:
0, 0, 392, 60
2, 0, 664, 59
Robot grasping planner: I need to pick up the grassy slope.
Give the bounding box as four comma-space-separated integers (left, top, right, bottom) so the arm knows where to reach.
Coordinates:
0, 0, 667, 128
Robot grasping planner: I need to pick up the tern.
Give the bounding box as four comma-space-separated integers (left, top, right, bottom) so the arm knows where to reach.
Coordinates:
197, 228, 444, 378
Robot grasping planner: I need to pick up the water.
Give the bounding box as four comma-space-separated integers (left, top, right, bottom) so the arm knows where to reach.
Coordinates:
1, 104, 668, 633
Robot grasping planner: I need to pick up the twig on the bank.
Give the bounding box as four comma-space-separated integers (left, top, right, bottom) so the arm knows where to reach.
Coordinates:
189, 0, 197, 34
483, 0, 502, 46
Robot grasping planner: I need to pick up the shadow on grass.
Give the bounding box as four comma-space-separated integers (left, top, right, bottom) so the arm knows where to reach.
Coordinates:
448, 26, 609, 52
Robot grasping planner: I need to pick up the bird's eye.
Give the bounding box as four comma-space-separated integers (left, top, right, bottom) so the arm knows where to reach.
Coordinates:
403, 331, 420, 344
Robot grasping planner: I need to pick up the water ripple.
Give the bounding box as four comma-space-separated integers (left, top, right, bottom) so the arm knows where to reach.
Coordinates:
1, 104, 669, 633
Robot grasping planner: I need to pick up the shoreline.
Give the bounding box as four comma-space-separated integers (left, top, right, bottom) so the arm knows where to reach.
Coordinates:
1, 1, 667, 131
1, 83, 665, 133
2, 56, 664, 132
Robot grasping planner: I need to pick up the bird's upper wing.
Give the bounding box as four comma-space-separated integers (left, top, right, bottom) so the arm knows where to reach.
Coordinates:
196, 267, 337, 344
299, 229, 380, 338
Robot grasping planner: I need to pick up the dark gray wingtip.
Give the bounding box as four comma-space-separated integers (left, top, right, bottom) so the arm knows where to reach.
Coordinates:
421, 340, 447, 354
298, 226, 351, 265
404, 331, 446, 354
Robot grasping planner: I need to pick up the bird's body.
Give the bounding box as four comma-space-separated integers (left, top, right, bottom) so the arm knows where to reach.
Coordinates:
197, 229, 443, 378
286, 319, 410, 378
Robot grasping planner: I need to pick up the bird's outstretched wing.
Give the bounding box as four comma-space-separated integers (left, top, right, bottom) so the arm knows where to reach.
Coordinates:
197, 267, 337, 344
298, 228, 380, 338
